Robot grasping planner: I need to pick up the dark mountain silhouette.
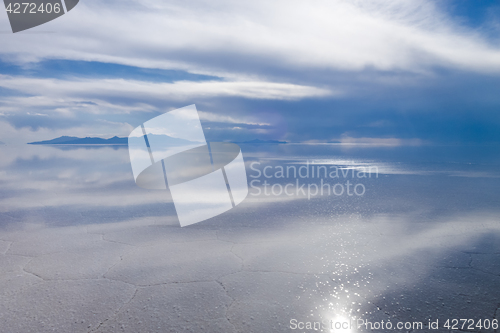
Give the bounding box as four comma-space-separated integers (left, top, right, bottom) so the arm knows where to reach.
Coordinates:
29, 136, 127, 145
29, 136, 284, 146
29, 134, 202, 146
29, 136, 80, 144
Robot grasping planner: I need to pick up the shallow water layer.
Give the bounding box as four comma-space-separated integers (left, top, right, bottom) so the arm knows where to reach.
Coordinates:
0, 144, 499, 332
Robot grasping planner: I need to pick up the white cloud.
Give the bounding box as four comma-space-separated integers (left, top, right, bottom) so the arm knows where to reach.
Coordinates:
0, 75, 333, 107
198, 111, 270, 126
1, 0, 499, 77
339, 135, 425, 146
0, 74, 326, 140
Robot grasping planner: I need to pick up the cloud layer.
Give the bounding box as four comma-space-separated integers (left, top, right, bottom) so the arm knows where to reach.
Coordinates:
1, 0, 500, 143
2, 0, 500, 76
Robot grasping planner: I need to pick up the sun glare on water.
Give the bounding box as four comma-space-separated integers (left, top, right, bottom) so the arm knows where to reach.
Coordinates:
327, 315, 356, 333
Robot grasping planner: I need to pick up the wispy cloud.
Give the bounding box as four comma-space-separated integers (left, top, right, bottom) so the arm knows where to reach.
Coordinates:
0, 75, 332, 104
1, 0, 500, 77
339, 136, 425, 147
198, 111, 270, 126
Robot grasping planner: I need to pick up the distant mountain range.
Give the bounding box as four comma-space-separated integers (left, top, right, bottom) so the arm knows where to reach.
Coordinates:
29, 136, 128, 145
28, 136, 288, 145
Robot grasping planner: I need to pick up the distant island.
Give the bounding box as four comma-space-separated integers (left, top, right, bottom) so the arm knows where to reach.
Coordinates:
28, 136, 127, 145
28, 136, 288, 145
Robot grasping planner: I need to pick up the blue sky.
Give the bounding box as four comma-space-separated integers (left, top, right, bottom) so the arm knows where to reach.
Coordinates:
0, 0, 500, 144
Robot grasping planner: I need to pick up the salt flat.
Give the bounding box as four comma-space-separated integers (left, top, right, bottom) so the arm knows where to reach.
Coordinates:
0, 144, 499, 332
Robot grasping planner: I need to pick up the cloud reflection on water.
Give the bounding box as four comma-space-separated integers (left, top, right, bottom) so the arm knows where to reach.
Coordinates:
0, 144, 499, 332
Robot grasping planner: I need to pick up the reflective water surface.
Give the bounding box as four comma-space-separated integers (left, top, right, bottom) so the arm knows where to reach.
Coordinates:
0, 143, 499, 332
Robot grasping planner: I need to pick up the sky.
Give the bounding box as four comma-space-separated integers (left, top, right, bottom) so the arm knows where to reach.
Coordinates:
0, 0, 500, 144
